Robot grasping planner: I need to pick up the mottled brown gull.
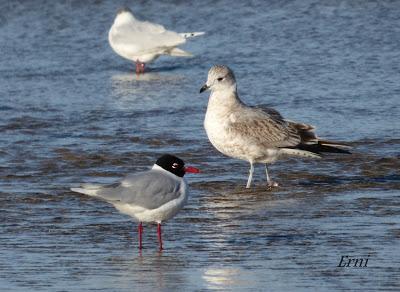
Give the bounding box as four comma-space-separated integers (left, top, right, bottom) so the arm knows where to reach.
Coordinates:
200, 65, 351, 188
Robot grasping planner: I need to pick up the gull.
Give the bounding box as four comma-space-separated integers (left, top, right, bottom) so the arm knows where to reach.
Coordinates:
200, 65, 351, 188
71, 154, 200, 250
108, 7, 205, 74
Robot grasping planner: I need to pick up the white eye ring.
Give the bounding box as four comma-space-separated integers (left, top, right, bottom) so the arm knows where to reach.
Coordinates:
172, 163, 179, 169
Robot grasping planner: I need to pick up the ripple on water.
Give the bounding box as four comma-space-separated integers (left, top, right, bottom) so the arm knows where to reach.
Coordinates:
1, 0, 400, 290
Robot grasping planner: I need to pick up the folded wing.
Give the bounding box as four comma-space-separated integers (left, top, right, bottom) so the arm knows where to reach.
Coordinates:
73, 171, 181, 210
229, 106, 351, 154
110, 17, 186, 55
229, 106, 301, 148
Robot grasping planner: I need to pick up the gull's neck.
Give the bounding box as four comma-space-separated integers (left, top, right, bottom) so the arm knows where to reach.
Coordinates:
208, 86, 244, 111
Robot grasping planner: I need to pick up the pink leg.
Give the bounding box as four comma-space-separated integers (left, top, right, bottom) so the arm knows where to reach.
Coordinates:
157, 223, 163, 251
135, 61, 146, 74
135, 61, 141, 74
138, 222, 143, 250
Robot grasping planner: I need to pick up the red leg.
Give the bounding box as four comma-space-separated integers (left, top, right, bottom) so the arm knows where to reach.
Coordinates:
157, 223, 163, 251
141, 63, 145, 73
135, 61, 141, 74
138, 222, 143, 250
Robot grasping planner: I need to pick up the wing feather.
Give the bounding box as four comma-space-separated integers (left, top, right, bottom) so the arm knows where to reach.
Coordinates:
110, 17, 185, 54
95, 171, 181, 210
228, 106, 301, 148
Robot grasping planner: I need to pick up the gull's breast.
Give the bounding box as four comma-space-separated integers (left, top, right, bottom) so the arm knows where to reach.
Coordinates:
204, 107, 281, 163
205, 109, 254, 161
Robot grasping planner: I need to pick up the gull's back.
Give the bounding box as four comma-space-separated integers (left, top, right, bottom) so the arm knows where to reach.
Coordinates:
95, 170, 184, 210
109, 10, 185, 59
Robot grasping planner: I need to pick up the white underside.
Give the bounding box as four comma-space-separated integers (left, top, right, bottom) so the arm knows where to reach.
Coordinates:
112, 193, 186, 224
108, 32, 161, 63
204, 107, 280, 164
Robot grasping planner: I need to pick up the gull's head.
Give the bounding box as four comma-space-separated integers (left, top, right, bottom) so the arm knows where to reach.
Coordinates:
155, 154, 200, 178
200, 65, 237, 94
114, 7, 135, 25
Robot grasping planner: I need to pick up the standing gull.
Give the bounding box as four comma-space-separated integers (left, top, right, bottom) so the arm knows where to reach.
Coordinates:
108, 7, 205, 74
200, 65, 351, 188
71, 154, 200, 250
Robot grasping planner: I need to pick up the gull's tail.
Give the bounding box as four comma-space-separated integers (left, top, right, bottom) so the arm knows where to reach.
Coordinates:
297, 141, 351, 155
167, 47, 193, 57
71, 183, 103, 196
284, 140, 352, 157
280, 141, 351, 159
179, 32, 205, 39
285, 121, 352, 156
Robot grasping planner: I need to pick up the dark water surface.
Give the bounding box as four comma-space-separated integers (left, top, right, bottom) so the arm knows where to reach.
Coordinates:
1, 0, 399, 291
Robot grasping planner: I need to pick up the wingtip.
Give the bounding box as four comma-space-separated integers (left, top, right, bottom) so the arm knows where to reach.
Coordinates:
180, 31, 206, 39
168, 48, 193, 57
318, 141, 353, 154
70, 187, 81, 193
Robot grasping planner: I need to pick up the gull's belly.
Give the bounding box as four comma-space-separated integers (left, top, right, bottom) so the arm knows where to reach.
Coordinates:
113, 185, 188, 223
110, 43, 158, 63
109, 32, 159, 63
204, 113, 280, 163
135, 53, 160, 63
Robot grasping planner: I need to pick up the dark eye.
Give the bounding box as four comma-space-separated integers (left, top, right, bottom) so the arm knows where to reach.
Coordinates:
172, 163, 179, 169
217, 77, 224, 81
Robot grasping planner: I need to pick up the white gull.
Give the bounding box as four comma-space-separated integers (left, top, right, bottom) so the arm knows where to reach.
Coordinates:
108, 7, 204, 73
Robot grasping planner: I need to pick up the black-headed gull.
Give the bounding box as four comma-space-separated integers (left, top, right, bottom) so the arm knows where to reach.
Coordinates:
71, 154, 200, 250
108, 7, 205, 74
200, 65, 351, 188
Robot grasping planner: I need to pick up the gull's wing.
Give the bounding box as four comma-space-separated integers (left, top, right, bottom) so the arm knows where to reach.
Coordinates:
228, 106, 302, 148
110, 17, 186, 55
93, 170, 182, 210
228, 105, 350, 154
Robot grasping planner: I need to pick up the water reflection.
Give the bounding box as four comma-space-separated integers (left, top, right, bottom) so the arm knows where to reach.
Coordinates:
202, 267, 248, 290
112, 72, 185, 83
2, 0, 400, 290
129, 253, 186, 290
110, 73, 186, 110
111, 73, 185, 95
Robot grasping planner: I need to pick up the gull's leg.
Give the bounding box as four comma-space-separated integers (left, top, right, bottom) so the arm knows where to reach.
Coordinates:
138, 222, 143, 250
265, 165, 279, 187
136, 60, 145, 74
246, 162, 254, 188
135, 61, 140, 74
157, 223, 163, 251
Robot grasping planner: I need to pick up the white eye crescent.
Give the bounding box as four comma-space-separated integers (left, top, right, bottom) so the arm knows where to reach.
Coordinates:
172, 163, 179, 169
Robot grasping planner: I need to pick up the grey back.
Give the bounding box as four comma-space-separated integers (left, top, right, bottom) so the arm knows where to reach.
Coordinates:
96, 170, 182, 210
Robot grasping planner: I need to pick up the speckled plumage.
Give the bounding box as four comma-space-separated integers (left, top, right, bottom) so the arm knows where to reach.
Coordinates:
201, 65, 350, 188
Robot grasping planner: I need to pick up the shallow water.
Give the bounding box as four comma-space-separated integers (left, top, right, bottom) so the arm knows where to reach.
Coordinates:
1, 0, 400, 291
